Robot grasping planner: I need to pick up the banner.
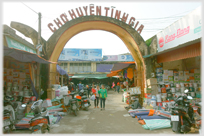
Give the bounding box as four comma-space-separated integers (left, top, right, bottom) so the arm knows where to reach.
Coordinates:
5, 36, 36, 54
58, 48, 102, 61
157, 6, 201, 52
103, 55, 134, 61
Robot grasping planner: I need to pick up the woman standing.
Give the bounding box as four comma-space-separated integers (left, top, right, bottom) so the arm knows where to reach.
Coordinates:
94, 85, 100, 108
98, 84, 107, 111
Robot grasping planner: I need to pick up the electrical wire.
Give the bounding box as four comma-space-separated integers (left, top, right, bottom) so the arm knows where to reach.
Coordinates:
21, 2, 38, 14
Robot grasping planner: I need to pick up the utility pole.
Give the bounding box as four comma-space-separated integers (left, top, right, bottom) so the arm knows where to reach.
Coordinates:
37, 12, 42, 99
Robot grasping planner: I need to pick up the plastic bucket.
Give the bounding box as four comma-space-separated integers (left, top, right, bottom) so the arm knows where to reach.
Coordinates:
144, 93, 151, 99
151, 95, 156, 100
150, 99, 156, 107
156, 94, 162, 102
23, 96, 31, 103
171, 88, 176, 93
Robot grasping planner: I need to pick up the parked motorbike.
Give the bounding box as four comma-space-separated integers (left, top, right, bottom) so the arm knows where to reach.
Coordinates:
29, 99, 50, 134
79, 89, 91, 110
66, 92, 79, 116
3, 95, 16, 133
170, 89, 200, 133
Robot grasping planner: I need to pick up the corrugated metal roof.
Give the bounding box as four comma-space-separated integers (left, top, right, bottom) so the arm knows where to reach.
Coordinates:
157, 42, 201, 63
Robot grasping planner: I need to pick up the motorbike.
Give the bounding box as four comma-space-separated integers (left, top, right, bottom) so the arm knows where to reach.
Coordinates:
29, 99, 50, 134
78, 89, 91, 111
170, 89, 201, 133
3, 95, 16, 133
66, 92, 79, 116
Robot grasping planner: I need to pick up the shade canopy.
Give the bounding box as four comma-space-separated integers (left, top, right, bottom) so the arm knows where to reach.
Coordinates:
4, 46, 55, 64
111, 62, 135, 71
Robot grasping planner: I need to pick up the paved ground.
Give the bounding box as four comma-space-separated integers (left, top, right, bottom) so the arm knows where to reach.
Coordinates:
49, 90, 175, 134
11, 90, 199, 134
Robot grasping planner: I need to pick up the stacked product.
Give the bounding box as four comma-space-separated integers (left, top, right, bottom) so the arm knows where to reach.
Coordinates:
151, 68, 202, 112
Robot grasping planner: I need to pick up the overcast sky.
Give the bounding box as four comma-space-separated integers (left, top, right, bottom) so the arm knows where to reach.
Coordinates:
1, 1, 202, 55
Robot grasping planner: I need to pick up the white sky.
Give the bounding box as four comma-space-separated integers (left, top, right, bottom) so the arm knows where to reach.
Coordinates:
1, 1, 202, 55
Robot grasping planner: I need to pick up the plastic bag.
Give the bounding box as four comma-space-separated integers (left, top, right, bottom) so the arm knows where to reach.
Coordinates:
90, 95, 95, 101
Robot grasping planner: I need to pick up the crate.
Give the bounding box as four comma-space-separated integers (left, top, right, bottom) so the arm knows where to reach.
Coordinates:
47, 88, 55, 99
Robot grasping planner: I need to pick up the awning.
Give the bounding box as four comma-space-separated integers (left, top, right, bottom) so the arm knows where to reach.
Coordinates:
157, 42, 201, 63
111, 62, 135, 71
70, 74, 108, 79
96, 64, 114, 72
56, 65, 68, 76
106, 69, 122, 77
4, 46, 55, 64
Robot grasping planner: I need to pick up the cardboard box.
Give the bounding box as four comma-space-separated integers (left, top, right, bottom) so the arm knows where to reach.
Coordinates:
190, 69, 200, 73
156, 67, 163, 73
168, 76, 174, 81
174, 76, 179, 81
168, 70, 173, 76
173, 71, 179, 76
7, 76, 13, 82
184, 75, 190, 81
179, 71, 184, 76
144, 88, 151, 93
147, 78, 157, 87
7, 69, 13, 76
47, 88, 56, 99
179, 76, 184, 81
25, 104, 32, 113
184, 70, 189, 76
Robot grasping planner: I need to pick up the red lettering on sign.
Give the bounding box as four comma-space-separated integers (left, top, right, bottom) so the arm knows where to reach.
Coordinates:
48, 23, 57, 32
83, 6, 88, 15
177, 26, 190, 38
114, 10, 121, 20
54, 18, 63, 28
134, 21, 139, 29
76, 7, 84, 17
90, 5, 94, 15
121, 13, 129, 23
137, 24, 144, 34
68, 9, 77, 19
96, 6, 101, 16
60, 14, 69, 24
129, 17, 135, 26
104, 7, 110, 16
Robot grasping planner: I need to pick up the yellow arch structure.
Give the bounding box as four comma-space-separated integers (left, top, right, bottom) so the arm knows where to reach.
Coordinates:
49, 20, 146, 99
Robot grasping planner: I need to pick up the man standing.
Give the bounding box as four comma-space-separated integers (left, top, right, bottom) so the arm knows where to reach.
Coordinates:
78, 81, 83, 91
98, 84, 107, 111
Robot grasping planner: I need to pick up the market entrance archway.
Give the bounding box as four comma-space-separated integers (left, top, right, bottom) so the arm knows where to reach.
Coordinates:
46, 16, 148, 99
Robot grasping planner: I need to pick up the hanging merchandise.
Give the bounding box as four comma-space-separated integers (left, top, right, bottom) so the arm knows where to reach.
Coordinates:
127, 68, 133, 79
123, 69, 127, 79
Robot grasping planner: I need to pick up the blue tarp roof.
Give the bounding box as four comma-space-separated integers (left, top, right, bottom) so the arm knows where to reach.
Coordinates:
56, 65, 69, 79
96, 64, 114, 72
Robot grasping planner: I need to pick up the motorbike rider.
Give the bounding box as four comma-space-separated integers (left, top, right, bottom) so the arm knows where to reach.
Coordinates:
78, 81, 83, 91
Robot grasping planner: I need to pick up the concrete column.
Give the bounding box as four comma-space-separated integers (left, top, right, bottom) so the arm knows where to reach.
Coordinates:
67, 62, 70, 73
49, 63, 57, 88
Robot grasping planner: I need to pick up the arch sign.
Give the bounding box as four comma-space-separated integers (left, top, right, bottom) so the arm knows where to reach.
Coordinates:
47, 4, 144, 34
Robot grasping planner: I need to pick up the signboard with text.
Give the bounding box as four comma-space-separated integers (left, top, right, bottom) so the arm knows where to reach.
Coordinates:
5, 36, 36, 54
103, 55, 134, 61
157, 6, 201, 52
58, 48, 102, 61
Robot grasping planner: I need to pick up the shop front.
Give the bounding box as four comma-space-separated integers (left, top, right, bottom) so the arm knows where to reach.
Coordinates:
143, 6, 201, 111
